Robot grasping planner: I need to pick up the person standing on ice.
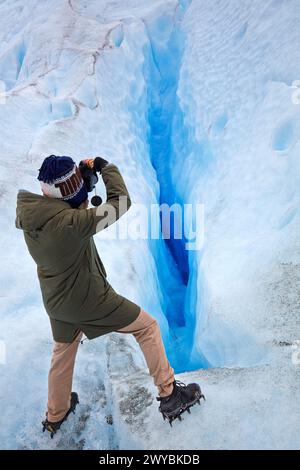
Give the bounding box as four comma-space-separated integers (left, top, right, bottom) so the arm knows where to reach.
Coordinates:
15, 155, 204, 435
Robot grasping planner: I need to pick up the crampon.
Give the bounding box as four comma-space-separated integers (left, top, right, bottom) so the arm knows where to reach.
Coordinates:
42, 391, 79, 438
157, 380, 205, 426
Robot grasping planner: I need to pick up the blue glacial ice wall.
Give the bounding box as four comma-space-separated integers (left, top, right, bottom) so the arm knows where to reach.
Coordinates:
140, 1, 209, 371
174, 0, 300, 367
0, 0, 299, 377
122, 0, 300, 370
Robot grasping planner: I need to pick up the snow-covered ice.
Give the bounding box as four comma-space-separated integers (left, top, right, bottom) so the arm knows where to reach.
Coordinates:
0, 0, 299, 450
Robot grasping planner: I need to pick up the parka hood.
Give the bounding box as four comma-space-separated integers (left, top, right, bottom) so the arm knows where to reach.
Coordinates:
16, 190, 70, 231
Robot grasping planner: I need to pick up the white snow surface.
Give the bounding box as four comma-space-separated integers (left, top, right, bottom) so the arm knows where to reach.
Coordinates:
0, 0, 299, 450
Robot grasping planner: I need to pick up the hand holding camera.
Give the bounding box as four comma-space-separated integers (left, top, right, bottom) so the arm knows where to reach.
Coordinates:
79, 157, 109, 206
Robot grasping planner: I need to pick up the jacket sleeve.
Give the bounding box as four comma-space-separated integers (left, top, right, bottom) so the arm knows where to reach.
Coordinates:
72, 163, 132, 239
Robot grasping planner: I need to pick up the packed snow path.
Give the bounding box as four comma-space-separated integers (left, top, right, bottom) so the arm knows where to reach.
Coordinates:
0, 0, 300, 449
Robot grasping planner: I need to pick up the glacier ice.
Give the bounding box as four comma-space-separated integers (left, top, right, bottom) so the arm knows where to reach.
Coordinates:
0, 0, 299, 450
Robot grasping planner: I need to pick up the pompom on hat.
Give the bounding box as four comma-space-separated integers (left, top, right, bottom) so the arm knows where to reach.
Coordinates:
38, 155, 88, 208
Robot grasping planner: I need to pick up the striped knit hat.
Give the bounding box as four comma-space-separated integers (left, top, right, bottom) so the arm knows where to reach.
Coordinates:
38, 155, 88, 208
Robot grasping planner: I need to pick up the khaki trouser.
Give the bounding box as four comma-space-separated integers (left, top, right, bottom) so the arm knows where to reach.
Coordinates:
47, 309, 175, 422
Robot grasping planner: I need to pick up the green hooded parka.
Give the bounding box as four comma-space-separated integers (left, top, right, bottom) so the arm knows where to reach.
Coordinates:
15, 163, 140, 342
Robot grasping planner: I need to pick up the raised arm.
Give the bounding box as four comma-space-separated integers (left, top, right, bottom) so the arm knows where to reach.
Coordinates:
72, 163, 132, 238
94, 163, 132, 232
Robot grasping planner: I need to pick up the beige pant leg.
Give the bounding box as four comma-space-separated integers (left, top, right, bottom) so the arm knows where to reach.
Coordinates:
47, 331, 83, 422
117, 309, 175, 397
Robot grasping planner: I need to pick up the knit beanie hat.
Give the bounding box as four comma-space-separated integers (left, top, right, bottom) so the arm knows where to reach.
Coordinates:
38, 155, 88, 208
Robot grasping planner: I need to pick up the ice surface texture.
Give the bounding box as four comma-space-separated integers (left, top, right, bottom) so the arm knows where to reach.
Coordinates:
0, 0, 299, 450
